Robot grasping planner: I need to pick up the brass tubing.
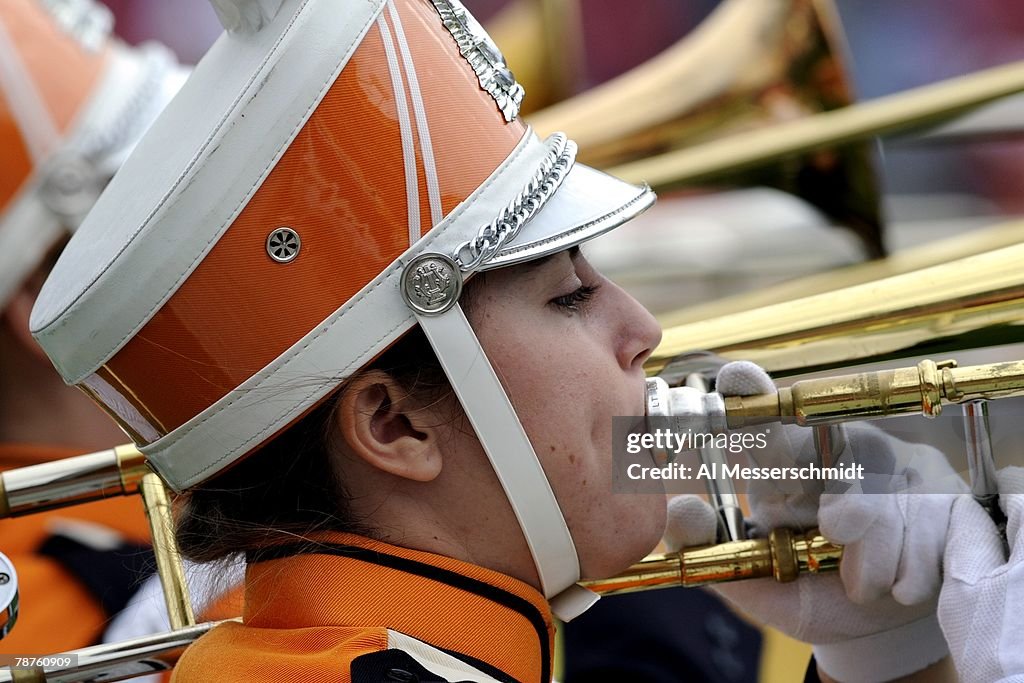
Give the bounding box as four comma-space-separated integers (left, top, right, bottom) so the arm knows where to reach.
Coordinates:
0, 445, 149, 518
943, 360, 1024, 401
656, 219, 1024, 329
8, 670, 41, 682
531, 0, 886, 256
582, 529, 843, 595
610, 60, 1024, 189
0, 621, 227, 683
139, 474, 194, 630
650, 241, 1024, 378
580, 553, 685, 596
531, 0, 853, 158
721, 359, 1024, 427
622, 357, 1024, 595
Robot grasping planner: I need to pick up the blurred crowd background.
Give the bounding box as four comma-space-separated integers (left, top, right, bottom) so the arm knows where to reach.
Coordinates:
95, 0, 1024, 317
101, 0, 1024, 206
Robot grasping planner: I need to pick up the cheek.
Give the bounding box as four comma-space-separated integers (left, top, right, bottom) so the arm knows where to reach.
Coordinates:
484, 320, 630, 467
474, 323, 665, 574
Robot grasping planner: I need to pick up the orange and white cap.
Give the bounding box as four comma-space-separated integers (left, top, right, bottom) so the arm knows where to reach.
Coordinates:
0, 0, 189, 309
31, 0, 653, 617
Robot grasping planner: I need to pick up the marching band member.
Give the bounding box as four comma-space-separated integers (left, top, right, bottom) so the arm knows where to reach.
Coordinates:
0, 0, 187, 652
27, 0, 1024, 681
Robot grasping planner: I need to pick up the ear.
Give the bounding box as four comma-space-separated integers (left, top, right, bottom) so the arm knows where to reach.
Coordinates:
337, 370, 444, 482
2, 278, 50, 364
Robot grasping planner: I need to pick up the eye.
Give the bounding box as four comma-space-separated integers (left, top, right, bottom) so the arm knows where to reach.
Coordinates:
551, 284, 600, 313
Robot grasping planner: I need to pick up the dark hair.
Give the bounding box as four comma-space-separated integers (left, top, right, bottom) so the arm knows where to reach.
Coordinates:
175, 323, 457, 564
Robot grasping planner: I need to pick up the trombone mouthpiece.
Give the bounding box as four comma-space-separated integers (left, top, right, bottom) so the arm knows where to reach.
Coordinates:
644, 377, 729, 430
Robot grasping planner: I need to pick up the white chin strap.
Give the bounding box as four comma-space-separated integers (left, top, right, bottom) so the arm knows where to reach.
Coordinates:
416, 303, 599, 621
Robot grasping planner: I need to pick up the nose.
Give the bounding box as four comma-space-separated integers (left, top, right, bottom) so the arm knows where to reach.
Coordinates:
610, 282, 662, 372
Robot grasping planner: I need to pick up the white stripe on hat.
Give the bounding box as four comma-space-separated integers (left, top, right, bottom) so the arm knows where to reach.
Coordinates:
387, 0, 442, 228
378, 11, 420, 247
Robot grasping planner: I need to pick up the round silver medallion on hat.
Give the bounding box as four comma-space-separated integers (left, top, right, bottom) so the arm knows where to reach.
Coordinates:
401, 253, 463, 315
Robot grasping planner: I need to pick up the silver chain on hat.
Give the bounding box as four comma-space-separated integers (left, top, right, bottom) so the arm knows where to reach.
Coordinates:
402, 133, 577, 317
454, 132, 576, 272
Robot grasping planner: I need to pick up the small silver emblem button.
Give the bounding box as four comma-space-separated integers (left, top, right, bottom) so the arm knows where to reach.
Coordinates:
401, 253, 463, 315
266, 227, 301, 263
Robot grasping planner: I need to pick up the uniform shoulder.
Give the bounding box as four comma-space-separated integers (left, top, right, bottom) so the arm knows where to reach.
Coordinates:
172, 621, 388, 682
351, 630, 517, 683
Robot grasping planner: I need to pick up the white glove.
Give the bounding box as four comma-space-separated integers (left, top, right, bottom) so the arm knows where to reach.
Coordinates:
666, 361, 967, 682
667, 496, 948, 683
939, 467, 1024, 683
717, 361, 967, 606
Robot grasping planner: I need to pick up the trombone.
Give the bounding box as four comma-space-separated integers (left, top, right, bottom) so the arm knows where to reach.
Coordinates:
0, 446, 193, 631
529, 0, 1024, 259
585, 239, 1024, 596
0, 448, 201, 682
583, 357, 1024, 596
529, 0, 887, 257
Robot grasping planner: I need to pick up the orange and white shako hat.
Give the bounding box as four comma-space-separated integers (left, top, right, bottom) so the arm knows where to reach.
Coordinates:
0, 0, 189, 309
31, 0, 653, 617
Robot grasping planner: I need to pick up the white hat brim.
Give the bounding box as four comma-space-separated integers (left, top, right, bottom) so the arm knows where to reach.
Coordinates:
481, 162, 655, 271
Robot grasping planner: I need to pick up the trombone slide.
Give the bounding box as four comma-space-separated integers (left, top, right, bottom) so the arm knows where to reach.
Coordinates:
582, 528, 842, 596
723, 359, 1024, 426
140, 473, 195, 631
0, 621, 225, 683
628, 356, 1024, 592
0, 445, 148, 518
0, 447, 196, 644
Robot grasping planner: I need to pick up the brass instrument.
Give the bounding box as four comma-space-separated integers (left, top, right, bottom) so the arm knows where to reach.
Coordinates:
530, 0, 886, 257
530, 0, 855, 168
584, 528, 842, 596
651, 241, 1024, 379
913, 92, 1024, 142
0, 446, 194, 637
139, 473, 195, 630
719, 359, 1024, 426
583, 356, 1024, 597
607, 60, 1024, 201
657, 218, 1024, 328
485, 0, 584, 112
0, 622, 222, 683
580, 241, 1024, 598
0, 445, 147, 518
530, 0, 1024, 258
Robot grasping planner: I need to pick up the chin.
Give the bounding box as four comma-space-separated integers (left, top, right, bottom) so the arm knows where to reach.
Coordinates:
579, 502, 667, 580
